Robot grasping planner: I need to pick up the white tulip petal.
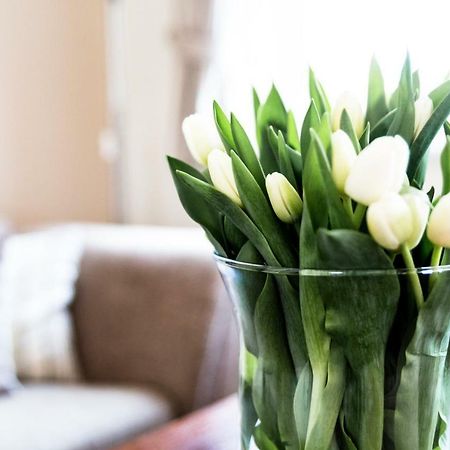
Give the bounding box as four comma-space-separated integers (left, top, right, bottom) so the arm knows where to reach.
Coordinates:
344, 135, 410, 205
414, 97, 434, 138
266, 173, 302, 223
331, 130, 357, 193
367, 194, 413, 250
401, 187, 430, 249
427, 193, 450, 248
331, 91, 365, 137
182, 114, 225, 166
207, 149, 242, 207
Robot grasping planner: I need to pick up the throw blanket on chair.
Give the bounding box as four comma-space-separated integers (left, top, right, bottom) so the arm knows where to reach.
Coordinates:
0, 226, 84, 385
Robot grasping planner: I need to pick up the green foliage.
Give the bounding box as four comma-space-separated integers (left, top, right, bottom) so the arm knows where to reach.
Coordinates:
256, 85, 288, 174
366, 58, 389, 127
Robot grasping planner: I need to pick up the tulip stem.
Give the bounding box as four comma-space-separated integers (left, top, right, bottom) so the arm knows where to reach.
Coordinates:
343, 196, 353, 217
400, 244, 424, 309
353, 204, 367, 229
430, 246, 443, 289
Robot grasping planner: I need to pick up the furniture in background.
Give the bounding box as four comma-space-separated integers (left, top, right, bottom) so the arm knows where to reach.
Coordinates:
114, 394, 239, 450
0, 225, 239, 450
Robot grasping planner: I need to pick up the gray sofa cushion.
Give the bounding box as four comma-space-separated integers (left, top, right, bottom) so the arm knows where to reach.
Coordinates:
0, 383, 173, 450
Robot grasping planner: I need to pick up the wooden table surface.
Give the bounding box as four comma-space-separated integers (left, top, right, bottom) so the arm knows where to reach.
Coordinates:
114, 394, 240, 450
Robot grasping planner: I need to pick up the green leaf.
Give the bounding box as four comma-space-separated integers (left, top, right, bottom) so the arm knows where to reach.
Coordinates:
230, 113, 266, 190
167, 156, 226, 255
231, 151, 297, 268
370, 109, 397, 141
317, 228, 400, 450
256, 85, 288, 174
340, 109, 362, 153
299, 208, 346, 450
300, 100, 321, 161
287, 146, 303, 188
309, 68, 331, 116
287, 110, 301, 150
252, 275, 299, 448
227, 240, 266, 356
441, 136, 450, 195
253, 88, 261, 124
359, 122, 371, 149
317, 111, 333, 159
413, 70, 421, 100
223, 215, 246, 257
294, 362, 313, 448
430, 80, 450, 108
213, 101, 235, 152
240, 348, 258, 450
394, 261, 450, 450
277, 131, 297, 189
387, 55, 415, 143
177, 171, 281, 267
366, 57, 389, 126
303, 130, 353, 230
408, 91, 450, 184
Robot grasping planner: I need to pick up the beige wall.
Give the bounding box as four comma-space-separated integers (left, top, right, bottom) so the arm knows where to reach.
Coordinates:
0, 1, 110, 226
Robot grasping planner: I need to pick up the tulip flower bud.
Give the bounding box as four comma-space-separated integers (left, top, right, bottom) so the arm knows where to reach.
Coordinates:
367, 194, 413, 251
266, 173, 303, 223
331, 92, 365, 137
401, 187, 430, 249
344, 135, 409, 206
331, 130, 357, 193
427, 193, 450, 248
207, 149, 242, 207
182, 114, 225, 166
414, 96, 434, 138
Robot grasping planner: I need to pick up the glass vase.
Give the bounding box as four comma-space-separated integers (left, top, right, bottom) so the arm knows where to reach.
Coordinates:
216, 255, 450, 450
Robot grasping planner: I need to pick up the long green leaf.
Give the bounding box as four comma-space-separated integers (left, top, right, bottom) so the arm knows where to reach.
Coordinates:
230, 113, 266, 189
252, 275, 299, 448
256, 85, 288, 174
231, 151, 297, 268
387, 55, 415, 144
408, 92, 450, 184
177, 171, 282, 267
430, 80, 450, 107
168, 156, 226, 255
309, 68, 331, 116
441, 136, 450, 195
366, 57, 389, 126
213, 101, 235, 152
277, 131, 297, 189
287, 110, 301, 151
300, 100, 321, 161
341, 109, 362, 153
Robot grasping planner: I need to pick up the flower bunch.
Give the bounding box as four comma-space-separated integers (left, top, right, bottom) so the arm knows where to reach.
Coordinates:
168, 56, 450, 450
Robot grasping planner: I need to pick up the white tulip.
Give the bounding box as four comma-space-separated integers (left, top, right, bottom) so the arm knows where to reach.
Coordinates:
331, 91, 365, 137
344, 135, 410, 206
367, 194, 413, 251
331, 130, 357, 193
207, 149, 242, 207
414, 96, 434, 138
182, 114, 225, 166
266, 173, 303, 223
427, 193, 450, 248
401, 187, 430, 249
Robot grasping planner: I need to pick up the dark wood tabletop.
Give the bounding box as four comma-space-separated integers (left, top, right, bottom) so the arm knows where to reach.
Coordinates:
114, 394, 240, 450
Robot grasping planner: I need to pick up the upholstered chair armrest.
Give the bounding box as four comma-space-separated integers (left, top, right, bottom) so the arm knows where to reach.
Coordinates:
72, 225, 238, 415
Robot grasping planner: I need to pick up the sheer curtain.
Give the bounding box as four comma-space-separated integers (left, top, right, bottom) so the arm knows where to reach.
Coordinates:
199, 0, 450, 154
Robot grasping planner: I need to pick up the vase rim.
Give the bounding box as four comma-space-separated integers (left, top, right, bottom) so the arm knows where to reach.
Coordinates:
214, 253, 450, 277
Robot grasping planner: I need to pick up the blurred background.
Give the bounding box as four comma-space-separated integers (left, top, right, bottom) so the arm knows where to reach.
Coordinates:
1, 0, 449, 229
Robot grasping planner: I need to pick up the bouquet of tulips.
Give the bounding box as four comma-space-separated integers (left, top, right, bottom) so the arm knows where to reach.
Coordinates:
168, 56, 450, 450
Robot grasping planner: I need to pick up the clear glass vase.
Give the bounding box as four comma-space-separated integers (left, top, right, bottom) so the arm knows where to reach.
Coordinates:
215, 255, 450, 450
